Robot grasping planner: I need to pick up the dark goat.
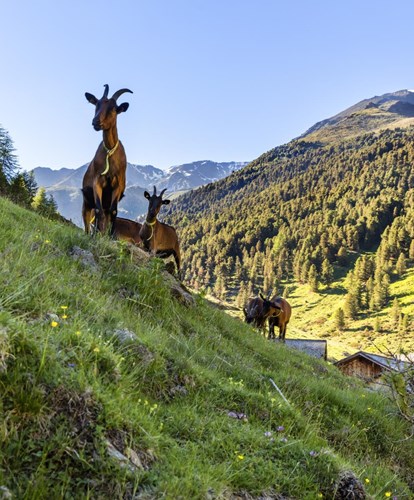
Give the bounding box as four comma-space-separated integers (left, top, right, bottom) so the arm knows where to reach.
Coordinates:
243, 293, 291, 340
267, 295, 292, 341
243, 296, 268, 330
139, 186, 181, 272
82, 84, 133, 234
113, 217, 143, 246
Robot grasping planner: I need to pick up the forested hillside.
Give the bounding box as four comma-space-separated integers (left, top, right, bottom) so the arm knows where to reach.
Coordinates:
166, 126, 414, 344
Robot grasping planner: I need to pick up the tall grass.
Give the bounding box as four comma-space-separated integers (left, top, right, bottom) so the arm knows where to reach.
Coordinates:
0, 197, 413, 499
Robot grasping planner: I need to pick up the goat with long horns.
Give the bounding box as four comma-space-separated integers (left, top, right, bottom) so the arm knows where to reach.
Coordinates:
81, 84, 133, 234
139, 186, 181, 273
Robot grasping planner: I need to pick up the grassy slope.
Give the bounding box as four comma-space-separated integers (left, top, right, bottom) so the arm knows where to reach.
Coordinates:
0, 197, 413, 499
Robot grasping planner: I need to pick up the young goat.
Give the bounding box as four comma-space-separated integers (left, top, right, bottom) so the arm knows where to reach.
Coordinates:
82, 84, 133, 234
139, 186, 181, 273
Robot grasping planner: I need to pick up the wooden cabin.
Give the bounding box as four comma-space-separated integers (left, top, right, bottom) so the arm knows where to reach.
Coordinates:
334, 351, 407, 382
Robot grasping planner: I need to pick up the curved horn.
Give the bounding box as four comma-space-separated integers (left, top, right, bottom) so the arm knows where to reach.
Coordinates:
153, 186, 157, 195
102, 84, 109, 99
160, 188, 167, 197
111, 88, 133, 101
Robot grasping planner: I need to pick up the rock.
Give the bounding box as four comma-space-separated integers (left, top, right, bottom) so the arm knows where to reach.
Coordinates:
0, 486, 12, 499
106, 440, 138, 473
333, 471, 366, 499
161, 271, 195, 307
45, 313, 60, 322
69, 246, 98, 272
113, 328, 138, 344
125, 447, 144, 470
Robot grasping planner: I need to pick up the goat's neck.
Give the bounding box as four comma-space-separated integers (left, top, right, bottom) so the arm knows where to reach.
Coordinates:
102, 126, 119, 150
145, 215, 157, 226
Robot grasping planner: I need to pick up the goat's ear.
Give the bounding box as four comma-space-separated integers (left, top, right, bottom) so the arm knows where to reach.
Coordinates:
162, 199, 171, 205
85, 93, 98, 105
259, 292, 265, 300
144, 191, 151, 200
116, 102, 130, 114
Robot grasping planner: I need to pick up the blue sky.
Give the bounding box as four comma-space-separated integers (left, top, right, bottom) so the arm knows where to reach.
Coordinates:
2, 0, 414, 171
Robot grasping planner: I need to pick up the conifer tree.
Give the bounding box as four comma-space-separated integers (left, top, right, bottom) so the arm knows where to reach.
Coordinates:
321, 258, 334, 288
334, 307, 345, 331
337, 246, 348, 266
395, 252, 406, 276
0, 125, 19, 191
308, 264, 318, 293
344, 292, 358, 320
392, 298, 401, 328
409, 240, 414, 262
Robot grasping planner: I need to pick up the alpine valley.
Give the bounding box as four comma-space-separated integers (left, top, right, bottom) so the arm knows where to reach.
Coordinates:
165, 89, 414, 358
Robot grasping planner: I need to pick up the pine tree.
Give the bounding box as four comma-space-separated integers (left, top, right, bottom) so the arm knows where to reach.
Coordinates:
409, 239, 414, 261
344, 292, 358, 320
334, 308, 345, 331
392, 298, 401, 328
395, 252, 406, 276
32, 188, 58, 218
321, 258, 334, 288
308, 264, 319, 293
337, 246, 348, 266
0, 125, 19, 191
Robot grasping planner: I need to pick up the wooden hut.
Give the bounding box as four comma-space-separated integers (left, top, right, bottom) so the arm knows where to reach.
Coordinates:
334, 351, 407, 381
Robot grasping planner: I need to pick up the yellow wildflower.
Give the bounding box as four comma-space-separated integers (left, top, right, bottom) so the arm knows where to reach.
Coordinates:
237, 454, 244, 460
365, 478, 370, 484
51, 321, 59, 328
75, 330, 81, 336
385, 493, 392, 498
93, 347, 100, 353
61, 314, 68, 319
60, 306, 68, 310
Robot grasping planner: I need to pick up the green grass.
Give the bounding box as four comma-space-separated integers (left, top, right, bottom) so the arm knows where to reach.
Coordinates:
0, 196, 413, 499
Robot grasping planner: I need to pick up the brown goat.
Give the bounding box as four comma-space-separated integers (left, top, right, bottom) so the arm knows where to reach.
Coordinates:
243, 293, 291, 341
139, 186, 181, 272
267, 295, 292, 341
82, 84, 133, 234
112, 217, 143, 246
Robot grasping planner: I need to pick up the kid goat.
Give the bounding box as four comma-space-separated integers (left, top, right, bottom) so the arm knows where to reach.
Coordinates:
82, 84, 133, 234
140, 186, 181, 273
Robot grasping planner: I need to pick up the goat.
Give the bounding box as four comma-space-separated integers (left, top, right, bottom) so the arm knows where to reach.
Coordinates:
82, 84, 133, 234
139, 186, 181, 273
267, 295, 292, 341
243, 293, 291, 341
243, 296, 268, 330
113, 217, 143, 246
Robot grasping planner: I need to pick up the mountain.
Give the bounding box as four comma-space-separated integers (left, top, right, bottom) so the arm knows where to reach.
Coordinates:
158, 160, 249, 191
165, 90, 414, 354
31, 160, 248, 226
302, 89, 414, 142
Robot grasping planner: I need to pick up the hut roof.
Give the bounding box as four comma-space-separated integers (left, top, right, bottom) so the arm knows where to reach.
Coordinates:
271, 339, 327, 360
334, 351, 408, 372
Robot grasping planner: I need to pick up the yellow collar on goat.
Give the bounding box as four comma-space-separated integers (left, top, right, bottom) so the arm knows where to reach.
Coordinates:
145, 219, 156, 241
101, 140, 119, 176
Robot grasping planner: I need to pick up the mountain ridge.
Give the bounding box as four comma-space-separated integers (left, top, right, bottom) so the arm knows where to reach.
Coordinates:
31, 160, 249, 225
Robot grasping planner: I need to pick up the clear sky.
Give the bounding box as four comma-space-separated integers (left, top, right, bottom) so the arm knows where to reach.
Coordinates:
2, 0, 414, 171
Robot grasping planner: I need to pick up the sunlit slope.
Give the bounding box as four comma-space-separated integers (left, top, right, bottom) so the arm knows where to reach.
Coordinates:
0, 197, 413, 499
